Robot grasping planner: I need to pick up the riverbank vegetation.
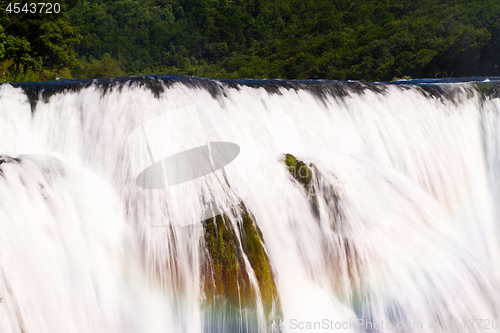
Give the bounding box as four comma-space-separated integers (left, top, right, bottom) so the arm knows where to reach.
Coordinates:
1, 0, 500, 82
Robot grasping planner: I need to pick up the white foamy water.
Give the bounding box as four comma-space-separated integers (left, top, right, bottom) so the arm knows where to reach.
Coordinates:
0, 78, 499, 332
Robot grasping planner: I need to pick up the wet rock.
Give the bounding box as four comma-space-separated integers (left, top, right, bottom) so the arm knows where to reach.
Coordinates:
201, 203, 281, 329
283, 154, 319, 215
0, 156, 21, 165
0, 155, 21, 177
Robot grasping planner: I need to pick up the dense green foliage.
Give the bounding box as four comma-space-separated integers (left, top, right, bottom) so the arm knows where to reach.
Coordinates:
2, 0, 500, 81
0, 0, 80, 81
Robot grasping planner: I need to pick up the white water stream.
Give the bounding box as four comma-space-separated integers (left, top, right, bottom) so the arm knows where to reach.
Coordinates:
0, 79, 499, 332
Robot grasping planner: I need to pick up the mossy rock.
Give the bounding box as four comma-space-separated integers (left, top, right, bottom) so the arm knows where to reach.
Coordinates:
473, 82, 500, 100
283, 154, 351, 294
284, 153, 315, 188
202, 212, 255, 309
283, 153, 344, 227
239, 208, 279, 318
283, 153, 319, 214
201, 204, 281, 327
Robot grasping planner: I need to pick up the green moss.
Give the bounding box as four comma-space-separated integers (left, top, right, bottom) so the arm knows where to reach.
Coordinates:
473, 82, 500, 101
202, 213, 255, 309
239, 208, 279, 319
284, 154, 319, 215
284, 153, 315, 188
391, 75, 412, 81
201, 204, 282, 327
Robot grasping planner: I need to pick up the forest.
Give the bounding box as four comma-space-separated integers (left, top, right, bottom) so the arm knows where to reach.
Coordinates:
1, 0, 500, 82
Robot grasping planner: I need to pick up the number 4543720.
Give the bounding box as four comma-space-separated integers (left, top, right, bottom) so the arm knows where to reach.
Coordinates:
5, 3, 61, 14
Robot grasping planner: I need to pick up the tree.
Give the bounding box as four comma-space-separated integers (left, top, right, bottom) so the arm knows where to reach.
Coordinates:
1, 0, 81, 75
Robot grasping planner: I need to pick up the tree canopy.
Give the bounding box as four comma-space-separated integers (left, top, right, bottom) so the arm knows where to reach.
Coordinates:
2, 0, 500, 82
0, 0, 80, 81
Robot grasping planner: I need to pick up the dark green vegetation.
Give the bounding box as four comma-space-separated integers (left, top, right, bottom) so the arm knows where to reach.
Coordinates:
2, 0, 500, 82
0, 0, 80, 81
201, 204, 280, 325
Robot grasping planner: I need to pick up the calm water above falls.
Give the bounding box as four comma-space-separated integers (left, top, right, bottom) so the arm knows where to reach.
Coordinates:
0, 76, 500, 332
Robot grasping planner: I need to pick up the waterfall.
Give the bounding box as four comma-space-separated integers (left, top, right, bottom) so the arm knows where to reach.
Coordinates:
0, 76, 500, 332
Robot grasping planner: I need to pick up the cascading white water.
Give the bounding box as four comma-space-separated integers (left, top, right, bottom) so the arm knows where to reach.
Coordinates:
0, 77, 500, 333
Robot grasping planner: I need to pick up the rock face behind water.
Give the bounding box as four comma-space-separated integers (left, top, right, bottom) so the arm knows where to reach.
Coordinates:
283, 154, 315, 188
199, 154, 324, 332
283, 153, 321, 216
0, 156, 21, 177
0, 155, 20, 165
199, 154, 319, 328
201, 203, 281, 331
